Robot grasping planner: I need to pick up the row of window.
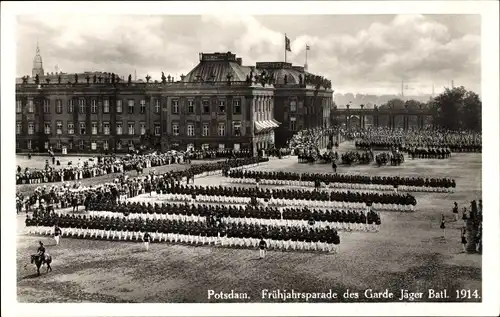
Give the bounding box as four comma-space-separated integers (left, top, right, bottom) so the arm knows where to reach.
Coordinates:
17, 121, 243, 137
18, 140, 242, 151
19, 139, 130, 151
16, 99, 242, 115
284, 100, 324, 113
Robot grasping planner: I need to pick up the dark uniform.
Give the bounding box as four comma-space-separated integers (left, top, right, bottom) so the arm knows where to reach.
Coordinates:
143, 232, 151, 251
37, 242, 46, 263
440, 215, 446, 238
54, 225, 62, 245
259, 238, 267, 259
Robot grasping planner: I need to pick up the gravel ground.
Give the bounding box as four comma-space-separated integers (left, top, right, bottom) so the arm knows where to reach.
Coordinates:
16, 143, 482, 303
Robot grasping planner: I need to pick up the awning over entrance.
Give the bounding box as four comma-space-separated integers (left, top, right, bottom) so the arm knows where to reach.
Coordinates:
255, 120, 281, 133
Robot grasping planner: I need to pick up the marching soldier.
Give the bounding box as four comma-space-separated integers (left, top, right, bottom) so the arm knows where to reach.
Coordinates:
462, 207, 468, 227
258, 236, 267, 259
452, 202, 459, 221
440, 214, 446, 238
54, 224, 62, 245
143, 231, 151, 251
460, 227, 467, 253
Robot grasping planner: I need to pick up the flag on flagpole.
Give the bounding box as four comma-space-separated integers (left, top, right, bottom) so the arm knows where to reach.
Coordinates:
285, 35, 291, 52
306, 44, 310, 51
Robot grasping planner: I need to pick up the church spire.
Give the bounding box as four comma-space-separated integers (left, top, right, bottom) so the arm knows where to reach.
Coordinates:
32, 41, 44, 78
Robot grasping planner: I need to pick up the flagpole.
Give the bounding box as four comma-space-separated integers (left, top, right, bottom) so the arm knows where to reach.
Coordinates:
305, 44, 308, 66
284, 33, 287, 63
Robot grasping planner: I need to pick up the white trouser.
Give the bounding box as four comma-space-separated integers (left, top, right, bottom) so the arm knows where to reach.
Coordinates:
259, 249, 266, 258
54, 235, 60, 245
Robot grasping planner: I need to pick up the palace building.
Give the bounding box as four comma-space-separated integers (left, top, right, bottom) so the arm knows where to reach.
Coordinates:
16, 46, 334, 154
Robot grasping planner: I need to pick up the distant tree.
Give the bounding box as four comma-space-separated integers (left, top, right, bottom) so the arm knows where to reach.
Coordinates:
146, 75, 151, 83
430, 86, 481, 131
461, 90, 482, 132
128, 74, 132, 84
35, 74, 40, 84
381, 98, 405, 110
45, 78, 51, 84
404, 99, 426, 110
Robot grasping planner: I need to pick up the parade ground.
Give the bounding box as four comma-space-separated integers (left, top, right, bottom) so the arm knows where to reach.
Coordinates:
15, 143, 482, 303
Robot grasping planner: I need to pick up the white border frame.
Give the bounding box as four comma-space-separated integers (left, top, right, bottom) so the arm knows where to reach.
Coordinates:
2, 1, 499, 317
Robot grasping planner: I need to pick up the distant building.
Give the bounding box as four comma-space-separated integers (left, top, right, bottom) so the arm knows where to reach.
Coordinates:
32, 42, 44, 78
16, 48, 334, 154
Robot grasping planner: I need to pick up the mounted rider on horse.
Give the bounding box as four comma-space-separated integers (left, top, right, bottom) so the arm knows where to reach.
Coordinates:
27, 241, 52, 276
36, 241, 47, 264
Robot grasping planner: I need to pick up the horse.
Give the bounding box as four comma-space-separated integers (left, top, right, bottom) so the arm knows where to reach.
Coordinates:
25, 254, 52, 276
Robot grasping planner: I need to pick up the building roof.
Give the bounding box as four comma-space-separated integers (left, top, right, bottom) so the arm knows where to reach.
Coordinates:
255, 62, 314, 85
182, 52, 252, 82
16, 71, 123, 84
261, 68, 305, 85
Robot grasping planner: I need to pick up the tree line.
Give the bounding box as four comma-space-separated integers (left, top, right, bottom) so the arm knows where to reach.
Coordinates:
333, 86, 481, 132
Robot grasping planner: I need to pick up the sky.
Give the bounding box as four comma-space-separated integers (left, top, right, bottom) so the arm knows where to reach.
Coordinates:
16, 14, 481, 96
